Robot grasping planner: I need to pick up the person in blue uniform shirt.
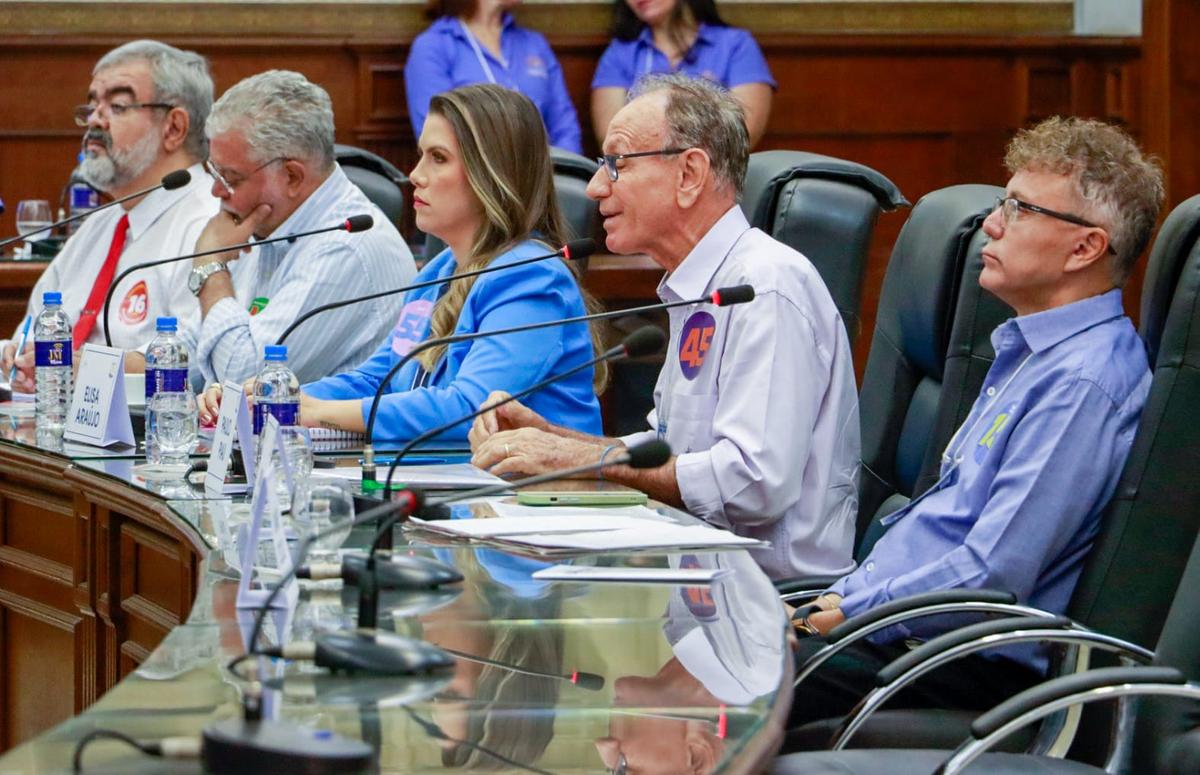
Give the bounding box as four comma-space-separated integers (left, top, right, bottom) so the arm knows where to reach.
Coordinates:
405, 0, 583, 153
297, 84, 603, 442
782, 116, 1164, 736
591, 0, 775, 147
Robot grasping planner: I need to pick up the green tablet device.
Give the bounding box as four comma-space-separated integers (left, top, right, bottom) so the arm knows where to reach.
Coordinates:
515, 489, 649, 506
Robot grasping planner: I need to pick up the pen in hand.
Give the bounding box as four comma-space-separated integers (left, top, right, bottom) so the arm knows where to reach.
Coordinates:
8, 313, 32, 388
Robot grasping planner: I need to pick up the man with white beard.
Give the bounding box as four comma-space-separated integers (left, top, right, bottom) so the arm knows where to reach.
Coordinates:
1, 39, 218, 392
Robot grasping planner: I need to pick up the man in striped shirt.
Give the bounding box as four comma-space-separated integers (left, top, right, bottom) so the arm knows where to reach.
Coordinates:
180, 70, 416, 386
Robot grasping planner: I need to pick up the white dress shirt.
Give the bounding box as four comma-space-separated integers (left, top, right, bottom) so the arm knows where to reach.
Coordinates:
15, 163, 217, 349
181, 164, 417, 386
622, 206, 859, 580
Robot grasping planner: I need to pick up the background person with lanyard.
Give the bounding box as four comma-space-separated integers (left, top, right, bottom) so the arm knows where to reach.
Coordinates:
405, 0, 583, 154
590, 0, 775, 147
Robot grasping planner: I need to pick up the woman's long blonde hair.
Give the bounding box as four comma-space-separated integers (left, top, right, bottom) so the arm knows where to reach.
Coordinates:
417, 84, 608, 391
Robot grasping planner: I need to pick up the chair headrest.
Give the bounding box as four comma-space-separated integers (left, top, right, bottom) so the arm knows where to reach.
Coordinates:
741, 150, 909, 230
1140, 194, 1200, 367
550, 146, 600, 181
334, 144, 408, 187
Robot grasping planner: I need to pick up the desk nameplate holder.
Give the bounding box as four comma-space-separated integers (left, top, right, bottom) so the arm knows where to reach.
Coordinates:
236, 416, 297, 612
206, 380, 257, 497
64, 343, 134, 448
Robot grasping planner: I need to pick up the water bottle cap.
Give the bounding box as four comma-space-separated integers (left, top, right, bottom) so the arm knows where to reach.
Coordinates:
77, 151, 86, 162
42, 291, 63, 305
156, 316, 178, 331
264, 345, 288, 361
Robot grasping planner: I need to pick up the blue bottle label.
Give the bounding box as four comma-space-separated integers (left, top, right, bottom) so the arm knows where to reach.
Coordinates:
146, 367, 188, 399
70, 185, 100, 210
35, 340, 72, 368
253, 402, 299, 434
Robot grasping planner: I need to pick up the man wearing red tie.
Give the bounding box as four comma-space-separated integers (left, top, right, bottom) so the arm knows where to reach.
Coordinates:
1, 39, 218, 392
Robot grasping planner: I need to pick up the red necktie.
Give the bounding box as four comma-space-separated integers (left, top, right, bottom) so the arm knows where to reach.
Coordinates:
73, 213, 130, 349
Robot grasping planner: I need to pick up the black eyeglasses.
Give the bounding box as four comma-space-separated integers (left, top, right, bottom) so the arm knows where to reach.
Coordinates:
596, 148, 688, 181
72, 101, 175, 126
205, 157, 289, 196
994, 196, 1115, 254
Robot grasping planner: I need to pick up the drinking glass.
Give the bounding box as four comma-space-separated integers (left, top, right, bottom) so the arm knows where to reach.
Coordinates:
14, 200, 52, 259
146, 391, 198, 466
290, 479, 355, 562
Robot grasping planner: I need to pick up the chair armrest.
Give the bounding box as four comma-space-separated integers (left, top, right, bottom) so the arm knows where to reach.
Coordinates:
775, 574, 844, 603
831, 618, 1157, 750
826, 589, 1017, 645
933, 667, 1192, 775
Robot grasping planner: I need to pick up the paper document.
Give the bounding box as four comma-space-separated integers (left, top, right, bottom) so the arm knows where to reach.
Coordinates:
532, 564, 730, 584
505, 524, 765, 553
411, 514, 653, 538
313, 462, 507, 490
488, 502, 664, 520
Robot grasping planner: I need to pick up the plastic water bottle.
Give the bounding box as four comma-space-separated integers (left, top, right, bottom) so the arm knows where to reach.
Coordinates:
253, 345, 300, 434
68, 152, 99, 235
144, 317, 189, 402
34, 291, 73, 437
144, 317, 195, 465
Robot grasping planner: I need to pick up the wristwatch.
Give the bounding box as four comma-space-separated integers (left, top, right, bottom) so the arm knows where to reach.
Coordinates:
188, 261, 230, 296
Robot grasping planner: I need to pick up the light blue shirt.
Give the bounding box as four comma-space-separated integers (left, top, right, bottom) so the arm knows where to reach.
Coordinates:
828, 289, 1151, 672
591, 24, 776, 91
302, 240, 601, 443
183, 165, 416, 386
405, 15, 582, 153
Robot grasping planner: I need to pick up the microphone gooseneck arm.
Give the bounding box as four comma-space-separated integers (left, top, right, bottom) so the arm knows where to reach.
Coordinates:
360, 285, 752, 480
102, 216, 369, 347
0, 169, 191, 251
275, 238, 595, 346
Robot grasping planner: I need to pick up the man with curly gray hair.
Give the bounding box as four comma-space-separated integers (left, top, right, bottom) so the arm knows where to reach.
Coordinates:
782, 116, 1164, 739
2, 40, 218, 388
182, 70, 415, 387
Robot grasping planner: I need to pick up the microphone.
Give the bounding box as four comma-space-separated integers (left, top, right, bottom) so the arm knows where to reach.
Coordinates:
263, 630, 456, 675
352, 438, 671, 628
296, 550, 463, 590
0, 169, 191, 250
441, 646, 605, 691
378, 325, 667, 492
360, 284, 754, 482
275, 237, 596, 345
101, 213, 373, 346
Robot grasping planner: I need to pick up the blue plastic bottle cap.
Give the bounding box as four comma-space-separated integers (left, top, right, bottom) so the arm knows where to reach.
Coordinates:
156, 316, 178, 331
264, 345, 287, 361
43, 291, 62, 305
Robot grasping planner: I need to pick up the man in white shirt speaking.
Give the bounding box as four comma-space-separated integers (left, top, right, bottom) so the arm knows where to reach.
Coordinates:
2, 39, 219, 392
469, 74, 860, 580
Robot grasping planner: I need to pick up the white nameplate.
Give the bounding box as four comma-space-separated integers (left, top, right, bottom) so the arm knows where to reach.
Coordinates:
205, 380, 256, 497
64, 344, 134, 448
236, 418, 296, 610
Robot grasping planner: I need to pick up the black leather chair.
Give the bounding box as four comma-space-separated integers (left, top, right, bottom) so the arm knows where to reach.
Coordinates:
853, 184, 1010, 557
423, 147, 601, 260
776, 193, 1200, 760
740, 150, 908, 346
334, 144, 408, 229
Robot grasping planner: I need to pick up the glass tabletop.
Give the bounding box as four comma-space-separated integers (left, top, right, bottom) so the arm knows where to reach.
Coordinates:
0, 424, 792, 774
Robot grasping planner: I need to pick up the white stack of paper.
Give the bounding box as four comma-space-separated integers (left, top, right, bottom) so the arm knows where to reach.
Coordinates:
315, 463, 507, 490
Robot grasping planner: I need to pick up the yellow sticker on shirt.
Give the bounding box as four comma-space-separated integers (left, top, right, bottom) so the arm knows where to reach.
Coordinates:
978, 413, 1010, 450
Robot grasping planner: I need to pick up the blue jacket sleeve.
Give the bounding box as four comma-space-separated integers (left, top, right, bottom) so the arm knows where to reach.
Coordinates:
405, 28, 456, 139
725, 29, 776, 88
358, 260, 590, 441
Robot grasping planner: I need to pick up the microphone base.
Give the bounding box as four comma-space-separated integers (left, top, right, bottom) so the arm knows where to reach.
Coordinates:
201, 718, 374, 774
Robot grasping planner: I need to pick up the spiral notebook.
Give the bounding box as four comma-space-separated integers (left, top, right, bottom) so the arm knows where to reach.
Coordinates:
308, 428, 364, 442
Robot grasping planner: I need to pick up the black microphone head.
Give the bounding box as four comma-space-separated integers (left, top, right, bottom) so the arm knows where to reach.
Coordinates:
161, 169, 192, 190
344, 214, 374, 233
569, 671, 606, 691
622, 325, 667, 358
711, 285, 755, 306
624, 439, 671, 469
562, 238, 597, 261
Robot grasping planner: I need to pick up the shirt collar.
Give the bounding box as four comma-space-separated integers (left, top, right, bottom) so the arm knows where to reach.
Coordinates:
443, 12, 515, 39
636, 22, 715, 49
995, 288, 1127, 355
125, 161, 209, 240
660, 205, 750, 302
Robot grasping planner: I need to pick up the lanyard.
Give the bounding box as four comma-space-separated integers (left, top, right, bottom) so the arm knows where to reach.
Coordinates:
939, 351, 1033, 467
460, 18, 502, 84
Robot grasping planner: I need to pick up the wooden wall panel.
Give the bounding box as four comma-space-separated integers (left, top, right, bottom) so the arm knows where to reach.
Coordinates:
0, 602, 80, 749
